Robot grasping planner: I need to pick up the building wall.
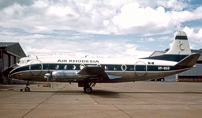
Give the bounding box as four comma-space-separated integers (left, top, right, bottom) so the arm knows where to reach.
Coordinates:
3, 53, 9, 70
0, 43, 26, 84
0, 58, 2, 71
0, 60, 2, 84
2, 53, 22, 84
179, 64, 202, 76
0, 49, 2, 83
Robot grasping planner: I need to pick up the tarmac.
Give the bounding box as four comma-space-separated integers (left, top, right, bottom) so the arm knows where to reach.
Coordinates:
0, 81, 202, 118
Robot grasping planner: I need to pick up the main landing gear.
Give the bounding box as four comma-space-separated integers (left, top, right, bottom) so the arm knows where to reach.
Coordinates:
79, 82, 96, 94
20, 81, 30, 92
83, 86, 92, 93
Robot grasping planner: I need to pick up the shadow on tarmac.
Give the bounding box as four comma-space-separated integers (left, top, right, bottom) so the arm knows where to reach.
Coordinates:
91, 90, 120, 98
18, 89, 121, 98
17, 89, 202, 98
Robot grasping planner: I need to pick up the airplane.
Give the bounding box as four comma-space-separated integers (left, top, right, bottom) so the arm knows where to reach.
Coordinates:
3, 31, 201, 93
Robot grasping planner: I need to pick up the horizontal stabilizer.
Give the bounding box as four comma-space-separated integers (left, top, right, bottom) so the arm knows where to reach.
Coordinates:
175, 53, 201, 67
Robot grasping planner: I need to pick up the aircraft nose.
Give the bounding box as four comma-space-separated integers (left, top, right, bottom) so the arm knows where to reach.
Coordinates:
2, 64, 18, 78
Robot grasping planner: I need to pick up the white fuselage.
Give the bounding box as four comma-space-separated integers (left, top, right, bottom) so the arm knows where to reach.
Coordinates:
8, 57, 190, 82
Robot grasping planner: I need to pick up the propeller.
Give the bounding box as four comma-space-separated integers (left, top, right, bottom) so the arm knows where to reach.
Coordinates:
44, 73, 52, 88
44, 64, 52, 88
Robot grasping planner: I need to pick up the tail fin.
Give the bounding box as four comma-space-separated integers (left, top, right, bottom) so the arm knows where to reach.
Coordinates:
166, 31, 191, 55
142, 31, 194, 62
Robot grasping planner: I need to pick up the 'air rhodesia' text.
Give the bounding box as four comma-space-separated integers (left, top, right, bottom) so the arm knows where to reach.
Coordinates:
57, 59, 99, 63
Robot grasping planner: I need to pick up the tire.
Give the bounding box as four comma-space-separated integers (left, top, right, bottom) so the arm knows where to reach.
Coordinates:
25, 87, 30, 92
84, 87, 92, 93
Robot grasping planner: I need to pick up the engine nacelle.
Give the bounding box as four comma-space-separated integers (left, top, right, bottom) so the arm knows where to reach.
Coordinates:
51, 71, 80, 80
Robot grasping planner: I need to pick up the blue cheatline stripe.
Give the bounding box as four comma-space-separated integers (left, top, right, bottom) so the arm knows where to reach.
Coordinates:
141, 55, 188, 62
175, 36, 188, 40
10, 66, 29, 75
10, 63, 177, 75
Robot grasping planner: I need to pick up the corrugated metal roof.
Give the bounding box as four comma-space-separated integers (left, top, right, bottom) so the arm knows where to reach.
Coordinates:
149, 51, 165, 57
191, 49, 202, 53
0, 42, 26, 57
0, 42, 18, 48
150, 49, 202, 57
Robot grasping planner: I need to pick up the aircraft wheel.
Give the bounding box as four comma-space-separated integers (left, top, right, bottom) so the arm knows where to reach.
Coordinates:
84, 87, 92, 93
25, 87, 30, 92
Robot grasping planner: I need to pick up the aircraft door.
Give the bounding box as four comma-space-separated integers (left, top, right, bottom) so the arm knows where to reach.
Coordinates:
135, 61, 147, 76
29, 60, 42, 75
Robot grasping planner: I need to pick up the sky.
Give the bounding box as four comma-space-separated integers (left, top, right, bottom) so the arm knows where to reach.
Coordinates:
0, 0, 202, 58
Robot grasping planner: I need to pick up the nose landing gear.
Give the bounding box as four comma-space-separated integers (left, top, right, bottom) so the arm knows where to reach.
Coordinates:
24, 86, 30, 92
20, 81, 30, 92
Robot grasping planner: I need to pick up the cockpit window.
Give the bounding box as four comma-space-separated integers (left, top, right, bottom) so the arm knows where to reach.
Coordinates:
17, 59, 25, 64
17, 57, 35, 65
18, 60, 23, 64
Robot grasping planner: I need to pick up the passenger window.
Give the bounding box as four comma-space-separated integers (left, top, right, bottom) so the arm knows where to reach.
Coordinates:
55, 65, 59, 69
105, 66, 108, 70
114, 66, 117, 70
80, 64, 85, 70
31, 64, 41, 70
73, 65, 76, 70
64, 65, 67, 69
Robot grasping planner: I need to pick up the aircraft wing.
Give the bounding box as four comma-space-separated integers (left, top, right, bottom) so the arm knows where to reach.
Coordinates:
78, 66, 120, 80
78, 66, 108, 79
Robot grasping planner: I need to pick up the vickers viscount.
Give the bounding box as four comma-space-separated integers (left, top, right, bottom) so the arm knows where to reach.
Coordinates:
3, 31, 200, 93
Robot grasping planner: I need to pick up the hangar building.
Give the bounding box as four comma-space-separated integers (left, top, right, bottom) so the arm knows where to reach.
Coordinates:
0, 42, 26, 84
